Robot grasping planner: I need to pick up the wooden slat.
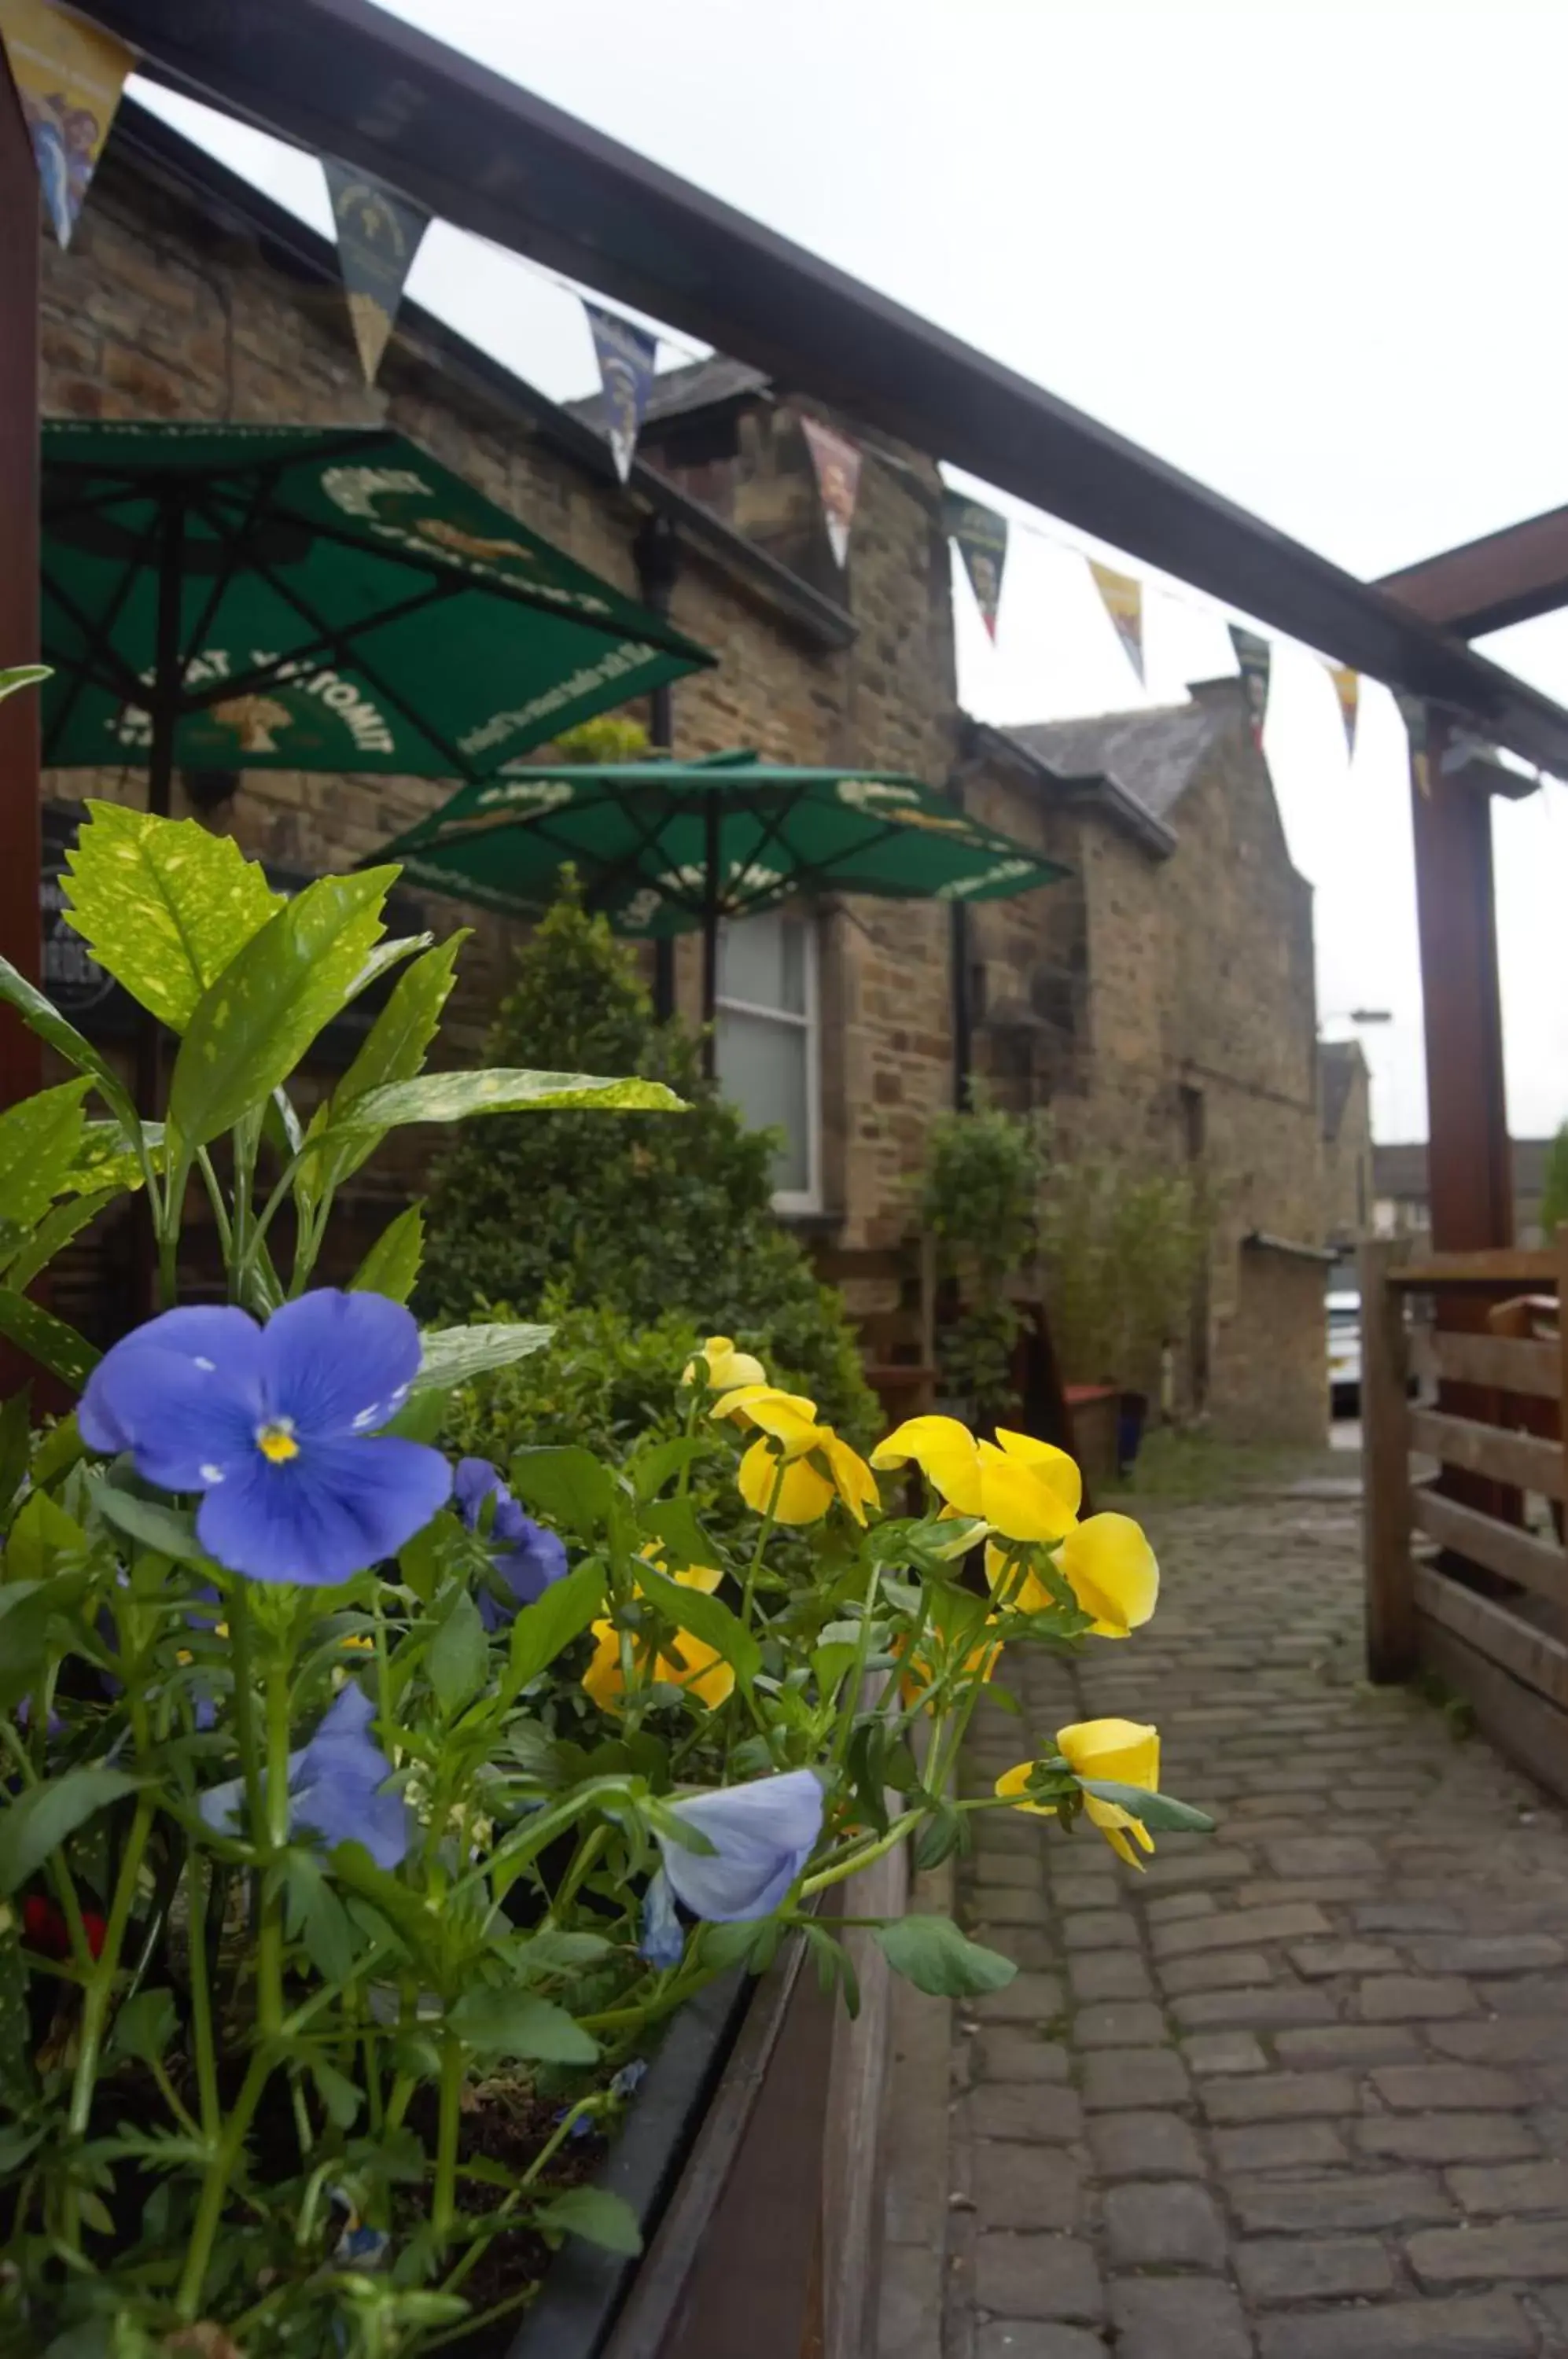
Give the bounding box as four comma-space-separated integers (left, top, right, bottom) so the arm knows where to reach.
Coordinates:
1361, 1239, 1415, 1680
1411, 1486, 1568, 1603
1417, 1619, 1568, 1808
1391, 1249, 1559, 1289
1409, 1406, 1565, 1501
1431, 1331, 1562, 1398
1414, 1562, 1568, 1711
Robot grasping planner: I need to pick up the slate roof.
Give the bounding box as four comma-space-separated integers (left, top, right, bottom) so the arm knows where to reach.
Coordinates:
1008, 698, 1228, 825
567, 355, 771, 435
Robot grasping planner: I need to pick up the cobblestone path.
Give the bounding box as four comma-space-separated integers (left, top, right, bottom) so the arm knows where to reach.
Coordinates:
882, 1491, 1568, 2359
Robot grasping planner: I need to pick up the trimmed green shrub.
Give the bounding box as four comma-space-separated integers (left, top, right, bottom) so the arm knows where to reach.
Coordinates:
420, 884, 876, 1440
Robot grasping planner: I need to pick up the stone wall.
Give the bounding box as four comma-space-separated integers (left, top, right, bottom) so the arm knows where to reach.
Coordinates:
1322, 1047, 1374, 1252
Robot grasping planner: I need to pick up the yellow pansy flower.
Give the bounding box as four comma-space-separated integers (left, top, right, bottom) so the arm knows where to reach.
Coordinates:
682, 1335, 767, 1393
721, 1384, 878, 1528
869, 1414, 985, 1514
583, 1562, 735, 1713
985, 1511, 1158, 1639
977, 1428, 1082, 1544
996, 1717, 1161, 1868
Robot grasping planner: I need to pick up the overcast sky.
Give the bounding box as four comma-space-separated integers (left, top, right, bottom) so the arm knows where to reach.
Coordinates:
135, 0, 1568, 1144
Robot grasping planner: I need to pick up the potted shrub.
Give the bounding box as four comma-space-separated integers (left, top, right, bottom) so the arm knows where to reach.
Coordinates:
0, 778, 1199, 2354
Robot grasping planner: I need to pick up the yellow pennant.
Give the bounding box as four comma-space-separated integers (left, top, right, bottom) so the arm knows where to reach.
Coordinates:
0, 0, 133, 247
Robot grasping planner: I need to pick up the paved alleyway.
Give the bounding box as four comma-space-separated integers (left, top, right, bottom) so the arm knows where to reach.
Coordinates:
879, 1489, 1568, 2359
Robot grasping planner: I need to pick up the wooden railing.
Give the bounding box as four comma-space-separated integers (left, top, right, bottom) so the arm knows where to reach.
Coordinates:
1361, 1235, 1568, 1798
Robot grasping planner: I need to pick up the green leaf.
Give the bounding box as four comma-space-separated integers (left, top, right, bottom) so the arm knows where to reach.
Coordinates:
59, 1120, 162, 1197
427, 1591, 489, 1717
538, 2186, 642, 2255
318, 1065, 686, 1142
635, 1560, 760, 1691
5, 1489, 87, 1584
913, 1802, 966, 1873
167, 868, 396, 1153
873, 1914, 1017, 1999
4, 1187, 120, 1294
0, 1080, 91, 1232
810, 1641, 859, 1702
0, 665, 50, 703
630, 1436, 706, 1502
1077, 1780, 1216, 1834
0, 1581, 56, 1709
304, 934, 468, 1197
61, 801, 284, 1032
640, 1497, 716, 1576
0, 1388, 31, 1524
519, 1930, 613, 1973
349, 1203, 425, 1305
88, 1482, 209, 1570
0, 1767, 141, 1897
447, 1989, 599, 2064
0, 957, 138, 1130
282, 1852, 359, 1984
108, 1986, 176, 2068
0, 1289, 98, 1391
505, 1559, 605, 1694
311, 2060, 363, 2129
508, 1445, 616, 1534
414, 1321, 551, 1390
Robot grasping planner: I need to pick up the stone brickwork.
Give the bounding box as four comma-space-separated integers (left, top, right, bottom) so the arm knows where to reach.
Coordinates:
40, 134, 1325, 1432
880, 1485, 1568, 2359
1320, 1043, 1374, 1258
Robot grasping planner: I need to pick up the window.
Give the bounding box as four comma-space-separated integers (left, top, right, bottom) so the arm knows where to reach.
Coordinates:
714, 911, 820, 1213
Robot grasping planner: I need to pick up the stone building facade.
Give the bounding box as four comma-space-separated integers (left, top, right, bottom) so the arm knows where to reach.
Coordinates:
1320, 1039, 1374, 1268
32, 98, 1327, 1437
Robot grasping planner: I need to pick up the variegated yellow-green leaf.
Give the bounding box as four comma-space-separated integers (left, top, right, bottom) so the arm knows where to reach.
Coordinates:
0, 1289, 99, 1391
167, 870, 396, 1154
349, 1203, 425, 1305
0, 1080, 91, 1232
61, 1121, 163, 1197
0, 956, 137, 1131
4, 1187, 120, 1293
414, 1322, 551, 1389
0, 666, 50, 705
322, 1067, 684, 1141
299, 933, 467, 1203
63, 801, 285, 1032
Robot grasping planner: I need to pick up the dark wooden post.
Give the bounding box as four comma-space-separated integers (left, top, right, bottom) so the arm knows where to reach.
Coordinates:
0, 47, 42, 1110
1361, 1236, 1415, 1681
1409, 715, 1512, 1253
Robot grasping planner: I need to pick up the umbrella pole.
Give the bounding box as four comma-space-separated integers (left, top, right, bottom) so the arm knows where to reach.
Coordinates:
133, 499, 184, 1315
701, 797, 720, 1080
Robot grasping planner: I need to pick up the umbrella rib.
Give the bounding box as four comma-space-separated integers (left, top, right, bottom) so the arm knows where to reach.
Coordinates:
262, 496, 702, 662
179, 480, 288, 681
41, 505, 170, 760
40, 568, 156, 713
169, 576, 468, 719
191, 548, 479, 776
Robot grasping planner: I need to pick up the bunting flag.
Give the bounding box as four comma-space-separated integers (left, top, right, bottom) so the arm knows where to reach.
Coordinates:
0, 0, 131, 248
1088, 560, 1144, 683
943, 491, 1008, 642
322, 161, 429, 388
1228, 624, 1272, 746
800, 415, 863, 569
1327, 663, 1359, 760
1394, 690, 1431, 799
585, 303, 658, 484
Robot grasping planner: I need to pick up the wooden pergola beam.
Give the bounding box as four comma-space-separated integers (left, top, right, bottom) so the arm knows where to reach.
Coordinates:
1378, 506, 1568, 641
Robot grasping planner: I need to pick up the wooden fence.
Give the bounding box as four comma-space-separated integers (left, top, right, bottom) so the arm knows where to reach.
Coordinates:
1361, 1235, 1568, 1800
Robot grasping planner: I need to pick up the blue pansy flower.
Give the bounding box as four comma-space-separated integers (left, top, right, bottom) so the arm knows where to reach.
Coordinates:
79, 1292, 451, 1588
640, 1769, 824, 1962
454, 1457, 569, 1629
200, 1681, 409, 1869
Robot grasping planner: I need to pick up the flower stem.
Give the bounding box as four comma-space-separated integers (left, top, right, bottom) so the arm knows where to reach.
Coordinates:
432, 2035, 464, 2243
256, 1654, 293, 2037
175, 2050, 270, 2320
185, 1844, 221, 2140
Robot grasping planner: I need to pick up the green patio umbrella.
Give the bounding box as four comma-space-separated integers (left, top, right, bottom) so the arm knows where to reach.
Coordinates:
372, 749, 1068, 1056
39, 421, 714, 814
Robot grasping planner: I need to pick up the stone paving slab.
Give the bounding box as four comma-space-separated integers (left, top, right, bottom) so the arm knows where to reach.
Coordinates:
879, 1492, 1568, 2359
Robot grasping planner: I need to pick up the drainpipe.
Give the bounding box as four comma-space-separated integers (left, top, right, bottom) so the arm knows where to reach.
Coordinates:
635, 514, 680, 1020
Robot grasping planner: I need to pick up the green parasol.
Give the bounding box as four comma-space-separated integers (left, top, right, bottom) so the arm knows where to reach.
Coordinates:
372, 749, 1067, 1051
39, 421, 714, 811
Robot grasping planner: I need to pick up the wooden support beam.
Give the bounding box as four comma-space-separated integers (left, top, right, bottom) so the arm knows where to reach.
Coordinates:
1361, 1238, 1415, 1682
1378, 504, 1568, 641
0, 50, 42, 1110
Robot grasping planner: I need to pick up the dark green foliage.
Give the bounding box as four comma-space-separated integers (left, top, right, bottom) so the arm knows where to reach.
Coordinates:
420, 885, 875, 1438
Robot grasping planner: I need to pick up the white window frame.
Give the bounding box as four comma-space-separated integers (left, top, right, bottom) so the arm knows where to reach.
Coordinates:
714, 911, 822, 1216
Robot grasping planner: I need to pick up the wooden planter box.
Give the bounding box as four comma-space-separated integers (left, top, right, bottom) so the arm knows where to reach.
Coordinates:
506, 1854, 905, 2359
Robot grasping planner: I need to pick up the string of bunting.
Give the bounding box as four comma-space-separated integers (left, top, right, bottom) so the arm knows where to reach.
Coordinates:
0, 6, 1521, 798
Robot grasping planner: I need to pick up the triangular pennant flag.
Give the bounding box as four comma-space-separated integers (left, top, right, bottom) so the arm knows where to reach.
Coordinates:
800, 415, 863, 569
1394, 690, 1431, 800
0, 0, 132, 248
1327, 663, 1359, 760
1088, 560, 1144, 683
943, 491, 1008, 642
584, 303, 658, 484
323, 160, 429, 388
1228, 624, 1272, 747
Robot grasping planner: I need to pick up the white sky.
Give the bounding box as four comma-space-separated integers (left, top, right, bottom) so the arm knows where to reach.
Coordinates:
131, 0, 1568, 1144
